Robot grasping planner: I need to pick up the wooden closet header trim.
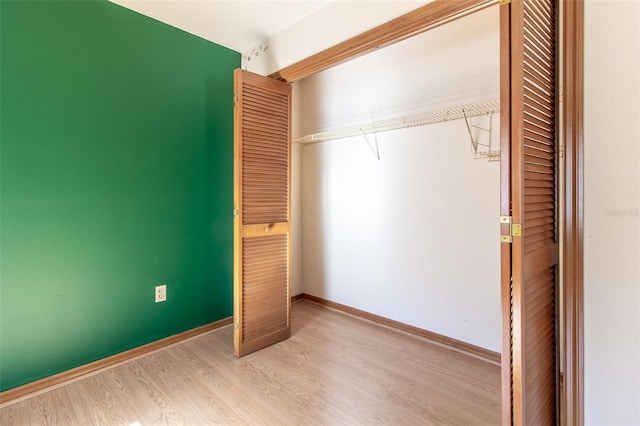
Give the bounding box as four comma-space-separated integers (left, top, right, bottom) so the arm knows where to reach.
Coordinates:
269, 0, 498, 83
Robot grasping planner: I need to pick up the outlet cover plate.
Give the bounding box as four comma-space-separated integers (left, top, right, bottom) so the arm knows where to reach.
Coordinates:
155, 285, 167, 303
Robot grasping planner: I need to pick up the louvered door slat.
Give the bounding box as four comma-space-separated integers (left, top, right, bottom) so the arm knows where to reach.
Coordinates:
525, 185, 555, 195
525, 105, 554, 126
523, 36, 554, 68
244, 145, 289, 155
243, 129, 290, 140
523, 14, 549, 44
243, 156, 289, 165
524, 194, 555, 204
525, 112, 555, 131
525, 129, 554, 145
526, 215, 555, 227
243, 126, 289, 141
524, 62, 553, 91
502, 0, 558, 424
243, 120, 288, 134
244, 86, 289, 102
526, 217, 555, 229
524, 163, 553, 175
244, 147, 289, 156
524, 122, 553, 141
529, 0, 552, 20
244, 105, 289, 120
523, 31, 554, 64
234, 69, 292, 357
525, 202, 555, 212
243, 98, 288, 114
243, 99, 287, 114
524, 96, 553, 119
524, 153, 554, 166
243, 172, 288, 180
242, 96, 288, 110
524, 178, 554, 188
525, 210, 554, 222
528, 220, 555, 231
524, 146, 554, 160
524, 172, 554, 182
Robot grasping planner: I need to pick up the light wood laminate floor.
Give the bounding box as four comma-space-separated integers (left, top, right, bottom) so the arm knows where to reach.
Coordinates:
0, 301, 501, 425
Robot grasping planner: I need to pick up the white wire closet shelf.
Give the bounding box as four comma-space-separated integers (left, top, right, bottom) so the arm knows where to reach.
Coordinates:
292, 99, 500, 145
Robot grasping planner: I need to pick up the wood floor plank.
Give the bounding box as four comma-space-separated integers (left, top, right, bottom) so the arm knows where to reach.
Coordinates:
0, 301, 500, 425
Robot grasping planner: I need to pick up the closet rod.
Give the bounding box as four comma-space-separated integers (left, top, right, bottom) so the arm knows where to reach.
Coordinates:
293, 99, 500, 145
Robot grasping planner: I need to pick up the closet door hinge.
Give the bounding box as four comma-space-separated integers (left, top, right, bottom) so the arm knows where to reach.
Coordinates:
233, 206, 239, 218
499, 0, 511, 5
500, 215, 521, 243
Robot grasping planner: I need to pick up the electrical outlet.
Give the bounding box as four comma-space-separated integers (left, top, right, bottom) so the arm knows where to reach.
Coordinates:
155, 285, 167, 303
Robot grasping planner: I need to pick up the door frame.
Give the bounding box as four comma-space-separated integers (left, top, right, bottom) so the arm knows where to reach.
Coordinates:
267, 0, 584, 423
560, 0, 584, 423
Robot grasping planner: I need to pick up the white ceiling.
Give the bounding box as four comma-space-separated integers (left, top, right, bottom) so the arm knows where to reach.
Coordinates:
109, 0, 332, 54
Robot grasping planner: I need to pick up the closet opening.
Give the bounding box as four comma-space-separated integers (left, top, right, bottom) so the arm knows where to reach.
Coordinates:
235, 0, 583, 423
291, 3, 502, 367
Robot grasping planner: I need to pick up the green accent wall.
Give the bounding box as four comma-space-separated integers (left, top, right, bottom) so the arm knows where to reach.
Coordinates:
0, 0, 239, 391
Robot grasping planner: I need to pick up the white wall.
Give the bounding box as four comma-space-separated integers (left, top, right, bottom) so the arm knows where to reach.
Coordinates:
297, 7, 501, 352
244, 0, 430, 76
584, 1, 640, 424
282, 0, 432, 301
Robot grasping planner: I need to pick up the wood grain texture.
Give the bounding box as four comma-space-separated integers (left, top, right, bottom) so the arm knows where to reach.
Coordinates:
240, 80, 289, 225
0, 317, 232, 407
242, 235, 289, 344
561, 0, 585, 424
0, 301, 500, 425
269, 0, 498, 82
234, 69, 292, 357
508, 0, 559, 424
499, 2, 514, 424
300, 293, 501, 365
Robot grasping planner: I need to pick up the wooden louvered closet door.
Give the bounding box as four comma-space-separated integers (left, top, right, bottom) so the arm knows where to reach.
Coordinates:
500, 0, 559, 424
233, 69, 292, 357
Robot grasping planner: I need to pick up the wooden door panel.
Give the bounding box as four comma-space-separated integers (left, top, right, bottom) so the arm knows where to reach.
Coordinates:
241, 234, 290, 353
502, 0, 559, 424
234, 69, 292, 357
